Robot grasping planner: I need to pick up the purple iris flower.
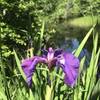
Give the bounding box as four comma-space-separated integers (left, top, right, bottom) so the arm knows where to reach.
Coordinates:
21, 47, 79, 87
42, 47, 63, 69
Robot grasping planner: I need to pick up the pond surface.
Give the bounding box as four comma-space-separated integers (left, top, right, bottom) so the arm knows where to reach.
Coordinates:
52, 16, 100, 52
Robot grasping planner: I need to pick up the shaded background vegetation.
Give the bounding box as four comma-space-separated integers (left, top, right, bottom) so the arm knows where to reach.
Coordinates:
1, 0, 100, 57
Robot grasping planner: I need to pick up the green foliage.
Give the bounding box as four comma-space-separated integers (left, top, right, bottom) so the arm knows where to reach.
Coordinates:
0, 0, 100, 100
1, 26, 99, 100
13, 49, 26, 81
90, 79, 100, 100
84, 34, 100, 100
0, 0, 66, 58
74, 31, 100, 100
75, 24, 95, 57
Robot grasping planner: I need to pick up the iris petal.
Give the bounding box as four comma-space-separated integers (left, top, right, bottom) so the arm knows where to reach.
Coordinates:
21, 57, 46, 86
54, 49, 63, 57
57, 53, 79, 87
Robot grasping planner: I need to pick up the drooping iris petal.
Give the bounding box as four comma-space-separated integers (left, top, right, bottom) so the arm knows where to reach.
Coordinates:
57, 53, 79, 87
21, 57, 34, 86
21, 57, 46, 86
54, 49, 63, 57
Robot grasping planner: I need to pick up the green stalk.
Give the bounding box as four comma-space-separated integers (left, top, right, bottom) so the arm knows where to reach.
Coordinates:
75, 25, 95, 57
13, 50, 26, 81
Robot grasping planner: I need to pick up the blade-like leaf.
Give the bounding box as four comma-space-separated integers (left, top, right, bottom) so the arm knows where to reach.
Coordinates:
90, 79, 100, 100
13, 50, 26, 81
75, 25, 95, 57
